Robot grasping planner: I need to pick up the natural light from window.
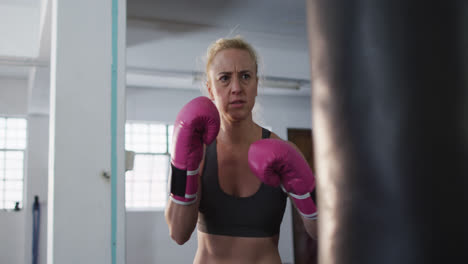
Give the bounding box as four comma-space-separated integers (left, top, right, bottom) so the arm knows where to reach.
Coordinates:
125, 122, 173, 209
0, 117, 27, 210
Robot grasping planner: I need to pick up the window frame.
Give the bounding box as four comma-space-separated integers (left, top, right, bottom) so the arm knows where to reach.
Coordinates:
0, 115, 28, 211
125, 120, 173, 211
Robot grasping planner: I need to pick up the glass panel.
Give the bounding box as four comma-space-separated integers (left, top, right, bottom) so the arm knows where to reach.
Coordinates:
2, 181, 24, 209
125, 121, 172, 209
6, 151, 23, 162
126, 123, 149, 153
3, 201, 17, 210
150, 181, 167, 208
5, 181, 23, 192
132, 155, 155, 181
149, 124, 166, 153
125, 154, 169, 209
0, 117, 5, 148
5, 170, 22, 180
0, 151, 5, 173
7, 118, 27, 129
5, 118, 27, 149
5, 151, 24, 180
5, 190, 22, 203
168, 125, 174, 154
149, 134, 166, 153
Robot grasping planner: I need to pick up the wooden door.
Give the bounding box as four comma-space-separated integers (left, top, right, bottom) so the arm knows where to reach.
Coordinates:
287, 128, 317, 264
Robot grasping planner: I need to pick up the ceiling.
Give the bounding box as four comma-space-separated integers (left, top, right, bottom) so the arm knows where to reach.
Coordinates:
1, 0, 309, 75
127, 0, 308, 38
125, 0, 312, 95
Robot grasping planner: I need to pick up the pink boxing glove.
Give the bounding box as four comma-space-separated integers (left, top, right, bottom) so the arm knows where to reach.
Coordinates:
248, 139, 317, 219
170, 96, 220, 205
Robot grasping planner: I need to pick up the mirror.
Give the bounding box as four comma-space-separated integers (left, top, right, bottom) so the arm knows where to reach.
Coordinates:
125, 1, 314, 263
0, 1, 315, 263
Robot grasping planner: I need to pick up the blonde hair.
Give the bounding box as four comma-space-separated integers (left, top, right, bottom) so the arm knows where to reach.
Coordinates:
205, 36, 259, 83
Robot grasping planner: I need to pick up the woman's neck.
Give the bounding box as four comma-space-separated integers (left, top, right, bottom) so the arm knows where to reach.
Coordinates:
218, 115, 259, 145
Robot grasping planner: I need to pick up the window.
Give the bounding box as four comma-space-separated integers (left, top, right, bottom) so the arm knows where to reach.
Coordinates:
125, 122, 173, 209
0, 117, 27, 210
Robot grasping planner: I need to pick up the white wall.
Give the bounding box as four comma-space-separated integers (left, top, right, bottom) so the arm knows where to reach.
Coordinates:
126, 86, 312, 264
0, 1, 41, 57
0, 78, 29, 115
256, 94, 313, 139
0, 211, 26, 264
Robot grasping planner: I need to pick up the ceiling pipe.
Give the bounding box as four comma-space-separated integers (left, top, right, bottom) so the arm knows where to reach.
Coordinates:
0, 56, 49, 68
127, 66, 310, 90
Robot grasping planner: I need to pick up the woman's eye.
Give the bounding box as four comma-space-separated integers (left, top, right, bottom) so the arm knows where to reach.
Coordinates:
219, 75, 229, 82
242, 74, 251, 80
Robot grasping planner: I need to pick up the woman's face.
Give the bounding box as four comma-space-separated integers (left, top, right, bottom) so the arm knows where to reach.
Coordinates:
207, 48, 258, 123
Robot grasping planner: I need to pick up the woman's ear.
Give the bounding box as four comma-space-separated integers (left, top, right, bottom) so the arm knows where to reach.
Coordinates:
207, 81, 214, 100
254, 76, 258, 97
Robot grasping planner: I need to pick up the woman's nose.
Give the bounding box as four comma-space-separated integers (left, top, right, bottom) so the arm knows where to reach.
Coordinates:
231, 76, 243, 94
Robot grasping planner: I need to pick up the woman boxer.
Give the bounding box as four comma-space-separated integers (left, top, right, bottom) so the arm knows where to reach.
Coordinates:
165, 37, 317, 264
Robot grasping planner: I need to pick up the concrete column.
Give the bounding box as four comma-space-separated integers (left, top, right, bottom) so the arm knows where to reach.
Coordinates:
48, 0, 126, 263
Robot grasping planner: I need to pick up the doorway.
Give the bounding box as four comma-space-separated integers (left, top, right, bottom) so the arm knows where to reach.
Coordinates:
287, 128, 317, 264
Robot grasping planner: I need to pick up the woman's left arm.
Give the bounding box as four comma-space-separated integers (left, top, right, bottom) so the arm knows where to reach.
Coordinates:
271, 133, 319, 240
299, 207, 318, 240
257, 132, 319, 239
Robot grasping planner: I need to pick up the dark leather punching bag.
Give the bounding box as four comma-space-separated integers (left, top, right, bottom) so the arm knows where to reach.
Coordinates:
306, 1, 467, 263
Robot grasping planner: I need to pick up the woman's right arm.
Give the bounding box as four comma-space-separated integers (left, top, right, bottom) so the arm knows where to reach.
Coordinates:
165, 155, 205, 245
163, 97, 219, 245
165, 182, 202, 245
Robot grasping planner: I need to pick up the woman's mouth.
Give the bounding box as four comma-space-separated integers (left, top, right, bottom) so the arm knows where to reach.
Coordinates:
229, 100, 246, 108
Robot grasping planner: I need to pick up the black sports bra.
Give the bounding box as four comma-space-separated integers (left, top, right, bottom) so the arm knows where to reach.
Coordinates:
198, 128, 287, 237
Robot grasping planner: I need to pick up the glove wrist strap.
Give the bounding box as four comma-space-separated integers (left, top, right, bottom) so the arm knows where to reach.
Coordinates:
281, 185, 318, 219
170, 164, 199, 205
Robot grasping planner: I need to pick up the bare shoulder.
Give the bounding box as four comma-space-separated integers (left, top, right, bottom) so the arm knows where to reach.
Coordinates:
269, 131, 282, 140
268, 132, 295, 146
268, 131, 303, 155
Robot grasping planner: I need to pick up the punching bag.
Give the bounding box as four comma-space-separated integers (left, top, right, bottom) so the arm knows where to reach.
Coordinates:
306, 1, 467, 263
